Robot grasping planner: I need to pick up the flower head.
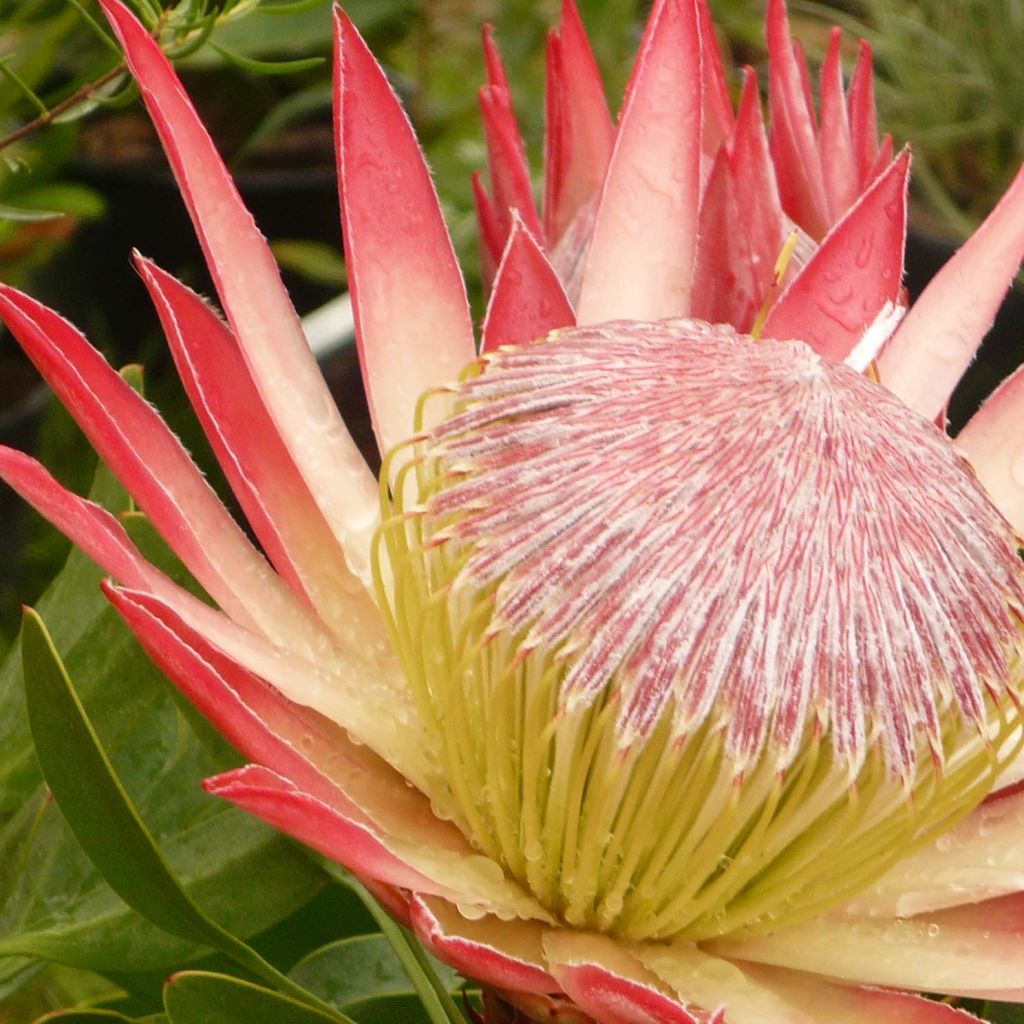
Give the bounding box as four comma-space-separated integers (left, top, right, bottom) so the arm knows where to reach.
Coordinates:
3, 0, 1024, 1022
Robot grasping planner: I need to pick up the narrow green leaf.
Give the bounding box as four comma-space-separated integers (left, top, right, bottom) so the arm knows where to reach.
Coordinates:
33, 1013, 140, 1023
234, 83, 331, 163
21, 608, 223, 942
0, 58, 48, 116
65, 0, 123, 54
289, 934, 460, 1010
14, 184, 107, 221
208, 44, 325, 75
345, 995, 445, 1024
0, 438, 321, 974
0, 956, 41, 999
18, 611, 342, 1020
320, 865, 467, 1024
163, 972, 345, 1024
0, 204, 63, 223
270, 240, 346, 287
165, 12, 219, 61
256, 0, 331, 14
0, 446, 131, 807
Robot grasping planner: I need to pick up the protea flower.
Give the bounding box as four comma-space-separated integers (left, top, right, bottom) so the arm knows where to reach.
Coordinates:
3, 0, 1024, 1021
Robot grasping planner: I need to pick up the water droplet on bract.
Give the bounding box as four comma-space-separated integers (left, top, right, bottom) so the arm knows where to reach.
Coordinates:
457, 901, 488, 921
855, 235, 874, 269
826, 282, 855, 306
1010, 446, 1024, 488
928, 329, 971, 364
524, 840, 543, 863
927, 922, 941, 938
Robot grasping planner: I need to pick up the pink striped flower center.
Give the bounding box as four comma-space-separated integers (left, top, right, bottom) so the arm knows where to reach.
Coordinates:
376, 320, 1024, 941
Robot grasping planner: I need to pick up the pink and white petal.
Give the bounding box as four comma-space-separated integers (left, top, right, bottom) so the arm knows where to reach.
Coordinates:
695, 0, 734, 162
692, 152, 755, 329
480, 26, 545, 246
924, 891, 1024, 934
104, 575, 445, 805
577, 0, 702, 324
493, 990, 594, 1023
410, 895, 557, 995
482, 218, 575, 352
0, 448, 397, 762
879, 162, 1024, 420
868, 132, 895, 185
136, 256, 386, 647
839, 790, 1024, 919
988, 772, 1024, 805
0, 284, 278, 634
0, 448, 426, 787
98, 0, 379, 582
103, 584, 549, 923
847, 40, 879, 188
473, 171, 505, 287
637, 943, 819, 1024
692, 70, 786, 331
0, 453, 272, 657
207, 761, 549, 923
543, 0, 614, 246
548, 194, 599, 307
104, 582, 402, 819
139, 256, 304, 603
819, 27, 858, 222
335, 10, 476, 452
361, 878, 413, 928
206, 765, 449, 896
738, 962, 984, 1024
544, 933, 711, 1024
0, 447, 164, 592
956, 362, 1024, 534
708, 912, 1024, 997
729, 69, 788, 282
766, 0, 828, 238
763, 149, 909, 360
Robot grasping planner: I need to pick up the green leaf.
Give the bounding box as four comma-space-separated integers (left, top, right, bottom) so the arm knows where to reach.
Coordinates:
319, 866, 468, 1024
208, 45, 325, 75
345, 995, 449, 1024
270, 240, 345, 287
33, 1013, 141, 1023
14, 610, 339, 1018
16, 183, 107, 221
0, 443, 130, 809
0, 781, 321, 972
163, 972, 344, 1024
0, 58, 48, 116
0, 434, 320, 977
289, 934, 461, 1010
256, 0, 331, 14
18, 607, 235, 943
0, 204, 63, 223
0, 955, 41, 999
